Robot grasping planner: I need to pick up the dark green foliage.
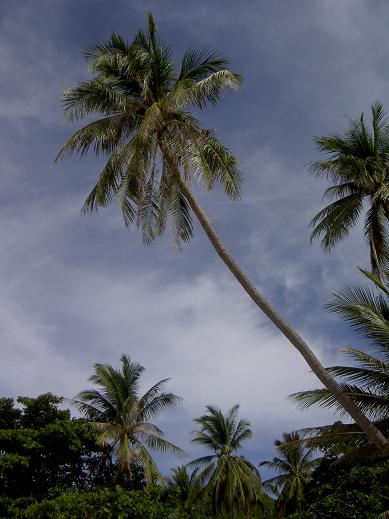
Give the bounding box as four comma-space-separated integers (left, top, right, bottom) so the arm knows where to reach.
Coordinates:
0, 394, 114, 517
21, 486, 175, 519
167, 465, 204, 516
287, 458, 389, 519
7, 486, 273, 519
0, 398, 21, 429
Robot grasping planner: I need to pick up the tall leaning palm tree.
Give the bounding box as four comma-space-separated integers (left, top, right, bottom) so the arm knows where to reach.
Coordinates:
189, 405, 262, 518
310, 102, 389, 275
57, 13, 389, 454
260, 432, 318, 516
73, 354, 183, 484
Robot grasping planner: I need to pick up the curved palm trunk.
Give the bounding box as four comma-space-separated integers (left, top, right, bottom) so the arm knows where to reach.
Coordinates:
161, 146, 389, 454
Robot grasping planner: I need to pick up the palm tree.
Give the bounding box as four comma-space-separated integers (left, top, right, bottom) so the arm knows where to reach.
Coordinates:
167, 465, 203, 516
73, 354, 183, 484
310, 102, 389, 275
57, 13, 389, 454
292, 268, 389, 453
189, 404, 262, 518
260, 432, 318, 516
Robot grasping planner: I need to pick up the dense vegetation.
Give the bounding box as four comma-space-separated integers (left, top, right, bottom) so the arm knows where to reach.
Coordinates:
0, 388, 387, 518
0, 391, 270, 518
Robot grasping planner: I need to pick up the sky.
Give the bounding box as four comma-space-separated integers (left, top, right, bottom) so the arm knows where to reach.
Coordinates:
1, 0, 389, 476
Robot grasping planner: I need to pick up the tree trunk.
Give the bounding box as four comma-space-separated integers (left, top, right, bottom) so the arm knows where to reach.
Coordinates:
161, 145, 389, 454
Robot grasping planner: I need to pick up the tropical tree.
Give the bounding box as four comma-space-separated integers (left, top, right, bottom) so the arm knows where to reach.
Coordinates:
167, 465, 203, 517
292, 457, 389, 519
0, 393, 114, 516
259, 432, 318, 516
292, 268, 389, 454
57, 13, 389, 453
310, 102, 389, 275
73, 354, 183, 484
189, 404, 262, 518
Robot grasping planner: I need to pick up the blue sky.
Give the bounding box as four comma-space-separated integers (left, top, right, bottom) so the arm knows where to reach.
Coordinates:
1, 0, 388, 475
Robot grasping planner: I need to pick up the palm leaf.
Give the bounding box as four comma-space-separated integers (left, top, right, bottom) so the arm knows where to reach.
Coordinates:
310, 194, 363, 249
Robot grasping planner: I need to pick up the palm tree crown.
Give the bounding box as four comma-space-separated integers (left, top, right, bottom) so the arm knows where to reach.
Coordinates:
310, 102, 389, 274
260, 432, 318, 515
190, 405, 262, 517
73, 354, 183, 484
57, 13, 241, 247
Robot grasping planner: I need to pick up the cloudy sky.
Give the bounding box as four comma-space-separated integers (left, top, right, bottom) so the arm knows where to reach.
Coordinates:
1, 0, 388, 475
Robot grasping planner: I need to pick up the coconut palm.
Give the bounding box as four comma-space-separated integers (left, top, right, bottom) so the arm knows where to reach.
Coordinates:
168, 465, 203, 516
73, 354, 183, 484
292, 268, 389, 453
260, 432, 318, 516
189, 404, 262, 518
57, 14, 389, 453
310, 102, 389, 275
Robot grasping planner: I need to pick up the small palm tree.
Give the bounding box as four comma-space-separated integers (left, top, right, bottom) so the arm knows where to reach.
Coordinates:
73, 354, 183, 484
310, 102, 389, 275
189, 405, 262, 518
57, 13, 389, 453
292, 269, 389, 453
260, 432, 318, 516
168, 465, 203, 516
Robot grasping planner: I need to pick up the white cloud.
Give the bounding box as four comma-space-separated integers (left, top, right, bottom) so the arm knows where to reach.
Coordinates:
0, 189, 338, 463
0, 199, 338, 449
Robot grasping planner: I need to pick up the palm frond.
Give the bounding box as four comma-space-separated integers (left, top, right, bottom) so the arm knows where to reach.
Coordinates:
343, 346, 389, 369
81, 145, 130, 212
327, 364, 389, 389
295, 418, 389, 455
364, 203, 389, 275
169, 69, 240, 111
184, 126, 241, 199
62, 79, 128, 121
310, 194, 363, 249
136, 442, 163, 484
292, 384, 389, 420
178, 49, 230, 82
139, 392, 183, 421
322, 182, 357, 201
143, 433, 185, 456
168, 183, 193, 248
55, 116, 126, 160
326, 287, 389, 355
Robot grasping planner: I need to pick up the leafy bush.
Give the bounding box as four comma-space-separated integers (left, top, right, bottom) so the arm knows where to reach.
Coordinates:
20, 486, 175, 519
287, 460, 389, 519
